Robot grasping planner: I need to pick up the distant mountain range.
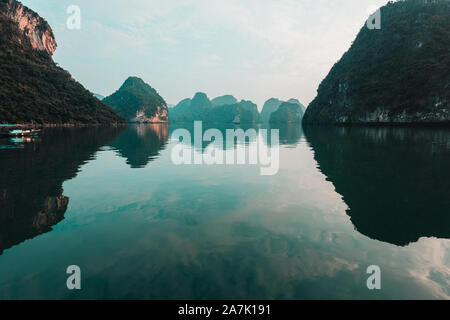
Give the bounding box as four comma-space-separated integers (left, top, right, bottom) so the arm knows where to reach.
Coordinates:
170, 94, 304, 124
303, 0, 450, 124
103, 77, 169, 123
93, 93, 104, 100
0, 0, 305, 126
2, 0, 447, 127
169, 93, 260, 124
0, 0, 125, 124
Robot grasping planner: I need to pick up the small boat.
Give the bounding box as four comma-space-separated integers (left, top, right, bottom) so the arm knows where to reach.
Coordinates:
8, 129, 41, 137
0, 125, 41, 137
0, 145, 20, 150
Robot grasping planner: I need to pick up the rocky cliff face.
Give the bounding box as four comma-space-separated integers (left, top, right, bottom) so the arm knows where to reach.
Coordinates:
303, 0, 450, 124
135, 105, 168, 123
0, 0, 125, 124
103, 77, 169, 123
0, 0, 56, 55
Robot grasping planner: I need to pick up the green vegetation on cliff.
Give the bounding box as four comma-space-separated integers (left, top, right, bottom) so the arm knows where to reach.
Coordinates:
0, 0, 124, 124
303, 0, 450, 124
103, 77, 169, 123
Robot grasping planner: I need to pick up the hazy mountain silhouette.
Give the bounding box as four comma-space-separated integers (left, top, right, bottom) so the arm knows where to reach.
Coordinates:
269, 102, 304, 124
261, 98, 305, 123
261, 98, 283, 123
170, 93, 261, 124
212, 95, 238, 107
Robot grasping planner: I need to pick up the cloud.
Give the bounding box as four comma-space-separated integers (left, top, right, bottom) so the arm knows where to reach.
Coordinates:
21, 0, 390, 106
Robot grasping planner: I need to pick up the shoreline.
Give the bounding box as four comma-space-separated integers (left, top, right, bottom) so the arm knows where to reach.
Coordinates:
302, 121, 450, 128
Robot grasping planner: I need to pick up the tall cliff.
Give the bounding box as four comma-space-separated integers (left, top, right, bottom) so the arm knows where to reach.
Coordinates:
1, 0, 56, 55
303, 0, 450, 124
103, 77, 169, 123
0, 0, 125, 124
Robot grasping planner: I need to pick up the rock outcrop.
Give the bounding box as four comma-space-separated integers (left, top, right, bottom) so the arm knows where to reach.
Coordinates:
103, 77, 169, 123
262, 98, 305, 123
211, 100, 261, 124
287, 99, 306, 113
169, 92, 212, 122
236, 100, 261, 123
0, 0, 125, 124
261, 98, 283, 123
303, 0, 450, 124
1, 0, 56, 55
269, 102, 304, 124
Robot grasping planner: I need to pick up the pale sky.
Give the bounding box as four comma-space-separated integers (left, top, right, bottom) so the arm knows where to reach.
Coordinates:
21, 0, 389, 109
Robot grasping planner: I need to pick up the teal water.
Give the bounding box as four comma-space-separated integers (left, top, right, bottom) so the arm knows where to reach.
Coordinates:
0, 124, 448, 299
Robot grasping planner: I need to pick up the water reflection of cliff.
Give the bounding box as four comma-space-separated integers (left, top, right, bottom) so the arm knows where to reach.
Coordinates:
265, 123, 303, 147
109, 124, 169, 168
304, 126, 450, 246
169, 122, 303, 150
0, 127, 123, 255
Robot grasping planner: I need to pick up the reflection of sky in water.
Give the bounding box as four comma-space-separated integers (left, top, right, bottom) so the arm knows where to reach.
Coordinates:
0, 130, 448, 299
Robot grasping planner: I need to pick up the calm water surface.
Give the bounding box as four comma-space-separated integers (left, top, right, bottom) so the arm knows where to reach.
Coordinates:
0, 124, 449, 299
